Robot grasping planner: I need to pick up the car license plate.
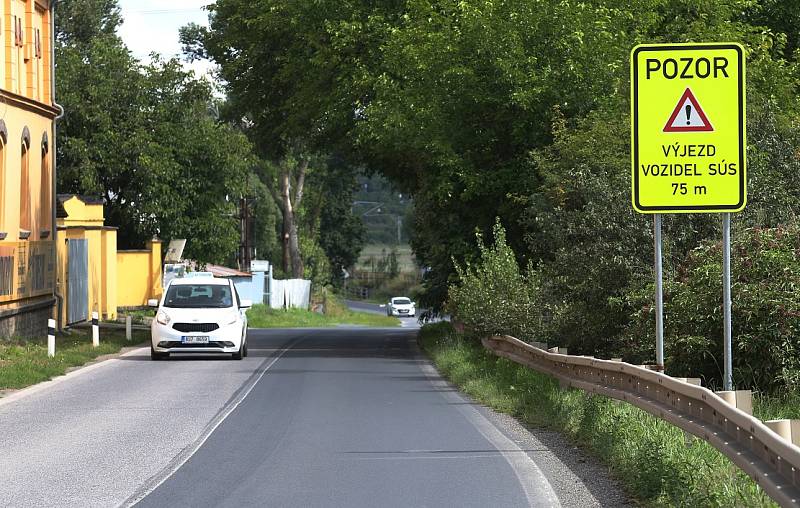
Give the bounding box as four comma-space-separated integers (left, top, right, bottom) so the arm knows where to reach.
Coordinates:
399, 309, 408, 313
181, 336, 209, 344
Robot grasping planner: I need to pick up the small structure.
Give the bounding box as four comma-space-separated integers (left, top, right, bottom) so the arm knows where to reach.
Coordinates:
205, 263, 267, 305
56, 195, 118, 325
55, 195, 162, 327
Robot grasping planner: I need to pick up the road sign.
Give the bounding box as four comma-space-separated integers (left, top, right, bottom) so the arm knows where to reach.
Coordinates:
631, 43, 746, 213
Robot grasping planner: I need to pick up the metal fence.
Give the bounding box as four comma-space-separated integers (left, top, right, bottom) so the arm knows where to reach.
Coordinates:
482, 334, 800, 507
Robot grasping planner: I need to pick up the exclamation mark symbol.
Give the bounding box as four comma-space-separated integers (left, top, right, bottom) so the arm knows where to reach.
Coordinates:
685, 104, 692, 125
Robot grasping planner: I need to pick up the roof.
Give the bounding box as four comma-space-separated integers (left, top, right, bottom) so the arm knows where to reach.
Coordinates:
170, 277, 229, 286
205, 264, 252, 278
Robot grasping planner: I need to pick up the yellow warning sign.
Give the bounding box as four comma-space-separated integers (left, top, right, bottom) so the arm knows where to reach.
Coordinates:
631, 43, 746, 213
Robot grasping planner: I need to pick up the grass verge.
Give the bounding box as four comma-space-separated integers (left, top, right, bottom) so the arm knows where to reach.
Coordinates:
418, 322, 776, 507
246, 303, 400, 328
0, 327, 149, 391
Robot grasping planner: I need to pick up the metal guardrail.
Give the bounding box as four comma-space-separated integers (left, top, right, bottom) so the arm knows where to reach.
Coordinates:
482, 335, 800, 507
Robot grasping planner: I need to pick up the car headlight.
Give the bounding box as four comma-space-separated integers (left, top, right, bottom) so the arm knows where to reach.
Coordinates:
225, 315, 240, 326
156, 311, 171, 325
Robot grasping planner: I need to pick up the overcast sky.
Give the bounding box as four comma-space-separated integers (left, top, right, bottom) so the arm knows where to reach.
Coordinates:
117, 0, 214, 78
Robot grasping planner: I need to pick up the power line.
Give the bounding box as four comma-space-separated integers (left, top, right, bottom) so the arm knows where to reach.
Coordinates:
124, 7, 207, 15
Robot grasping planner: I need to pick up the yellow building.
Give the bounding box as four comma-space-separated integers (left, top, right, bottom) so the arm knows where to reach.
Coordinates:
54, 195, 163, 326
0, 0, 58, 338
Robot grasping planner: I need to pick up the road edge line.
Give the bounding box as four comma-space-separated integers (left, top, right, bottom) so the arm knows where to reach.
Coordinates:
411, 339, 562, 508
119, 337, 301, 507
0, 346, 149, 409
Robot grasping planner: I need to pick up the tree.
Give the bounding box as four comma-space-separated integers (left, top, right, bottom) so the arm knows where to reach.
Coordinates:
56, 0, 254, 263
181, 0, 405, 276
264, 156, 308, 278
314, 162, 367, 282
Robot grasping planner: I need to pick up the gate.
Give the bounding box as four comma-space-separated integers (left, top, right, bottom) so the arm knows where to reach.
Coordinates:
67, 239, 89, 324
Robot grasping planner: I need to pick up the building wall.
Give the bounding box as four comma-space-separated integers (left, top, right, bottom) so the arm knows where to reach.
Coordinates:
117, 240, 162, 308
0, 0, 56, 339
229, 271, 266, 306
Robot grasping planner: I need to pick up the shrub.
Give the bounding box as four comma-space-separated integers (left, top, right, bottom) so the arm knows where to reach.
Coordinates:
622, 225, 800, 391
449, 221, 544, 341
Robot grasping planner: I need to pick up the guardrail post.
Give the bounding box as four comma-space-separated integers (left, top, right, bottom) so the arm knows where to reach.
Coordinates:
716, 390, 752, 415
92, 312, 99, 348
765, 419, 800, 447
125, 315, 132, 341
47, 318, 55, 358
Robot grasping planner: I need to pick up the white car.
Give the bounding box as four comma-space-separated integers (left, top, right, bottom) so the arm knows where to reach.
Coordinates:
149, 277, 251, 361
384, 297, 416, 318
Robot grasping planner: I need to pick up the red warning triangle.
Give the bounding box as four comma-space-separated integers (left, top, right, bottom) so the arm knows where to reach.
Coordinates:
663, 88, 713, 132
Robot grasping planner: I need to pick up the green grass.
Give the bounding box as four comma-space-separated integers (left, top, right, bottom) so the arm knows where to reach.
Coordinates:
418, 322, 777, 507
120, 308, 156, 323
0, 328, 150, 391
246, 304, 400, 328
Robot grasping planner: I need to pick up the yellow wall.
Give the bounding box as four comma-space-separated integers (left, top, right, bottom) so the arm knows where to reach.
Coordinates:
55, 196, 119, 323
117, 240, 163, 308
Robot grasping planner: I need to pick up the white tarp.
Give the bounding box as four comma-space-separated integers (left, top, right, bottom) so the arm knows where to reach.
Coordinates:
269, 278, 311, 310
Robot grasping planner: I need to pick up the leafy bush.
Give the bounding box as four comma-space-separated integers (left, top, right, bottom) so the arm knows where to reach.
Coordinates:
622, 225, 800, 391
449, 221, 544, 341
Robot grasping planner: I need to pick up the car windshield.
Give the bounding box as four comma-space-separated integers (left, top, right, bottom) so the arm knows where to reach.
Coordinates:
164, 284, 233, 309
393, 298, 411, 305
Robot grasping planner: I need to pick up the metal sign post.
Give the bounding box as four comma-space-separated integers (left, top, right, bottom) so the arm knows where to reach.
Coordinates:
654, 214, 664, 370
631, 42, 746, 378
722, 213, 733, 390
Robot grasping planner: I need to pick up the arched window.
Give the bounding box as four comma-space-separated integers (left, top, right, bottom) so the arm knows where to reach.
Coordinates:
0, 120, 7, 237
40, 132, 50, 236
20, 127, 31, 236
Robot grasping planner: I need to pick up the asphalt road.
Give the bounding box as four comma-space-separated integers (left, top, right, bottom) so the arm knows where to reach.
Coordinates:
0, 325, 627, 507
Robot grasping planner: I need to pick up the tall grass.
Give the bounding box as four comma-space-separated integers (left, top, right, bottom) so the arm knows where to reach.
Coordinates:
419, 322, 776, 507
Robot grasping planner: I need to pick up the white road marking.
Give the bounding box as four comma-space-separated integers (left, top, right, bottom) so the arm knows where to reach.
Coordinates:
120, 337, 301, 507
413, 343, 562, 508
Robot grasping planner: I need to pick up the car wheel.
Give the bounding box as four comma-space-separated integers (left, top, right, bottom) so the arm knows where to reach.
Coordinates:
243, 338, 249, 357
232, 342, 244, 360
150, 346, 168, 361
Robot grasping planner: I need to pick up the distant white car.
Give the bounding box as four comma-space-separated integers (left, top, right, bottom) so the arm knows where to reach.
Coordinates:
384, 297, 416, 318
149, 277, 251, 360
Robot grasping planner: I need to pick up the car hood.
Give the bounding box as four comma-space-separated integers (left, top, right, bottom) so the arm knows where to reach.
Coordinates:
392, 303, 415, 309
159, 307, 239, 323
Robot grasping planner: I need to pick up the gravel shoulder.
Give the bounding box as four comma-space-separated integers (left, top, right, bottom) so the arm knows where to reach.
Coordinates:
474, 403, 633, 507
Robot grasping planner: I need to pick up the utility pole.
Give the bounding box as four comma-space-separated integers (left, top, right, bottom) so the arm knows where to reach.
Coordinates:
397, 216, 402, 245
239, 197, 254, 272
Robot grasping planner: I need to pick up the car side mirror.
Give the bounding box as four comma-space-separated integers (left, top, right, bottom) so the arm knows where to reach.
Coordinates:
148, 299, 159, 308
240, 299, 253, 309
411, 302, 416, 306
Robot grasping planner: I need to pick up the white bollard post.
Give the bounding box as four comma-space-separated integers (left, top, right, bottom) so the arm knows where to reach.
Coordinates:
125, 315, 132, 341
92, 312, 99, 347
47, 318, 56, 358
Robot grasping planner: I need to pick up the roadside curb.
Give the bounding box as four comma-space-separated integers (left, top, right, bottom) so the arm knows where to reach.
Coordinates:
0, 346, 149, 409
